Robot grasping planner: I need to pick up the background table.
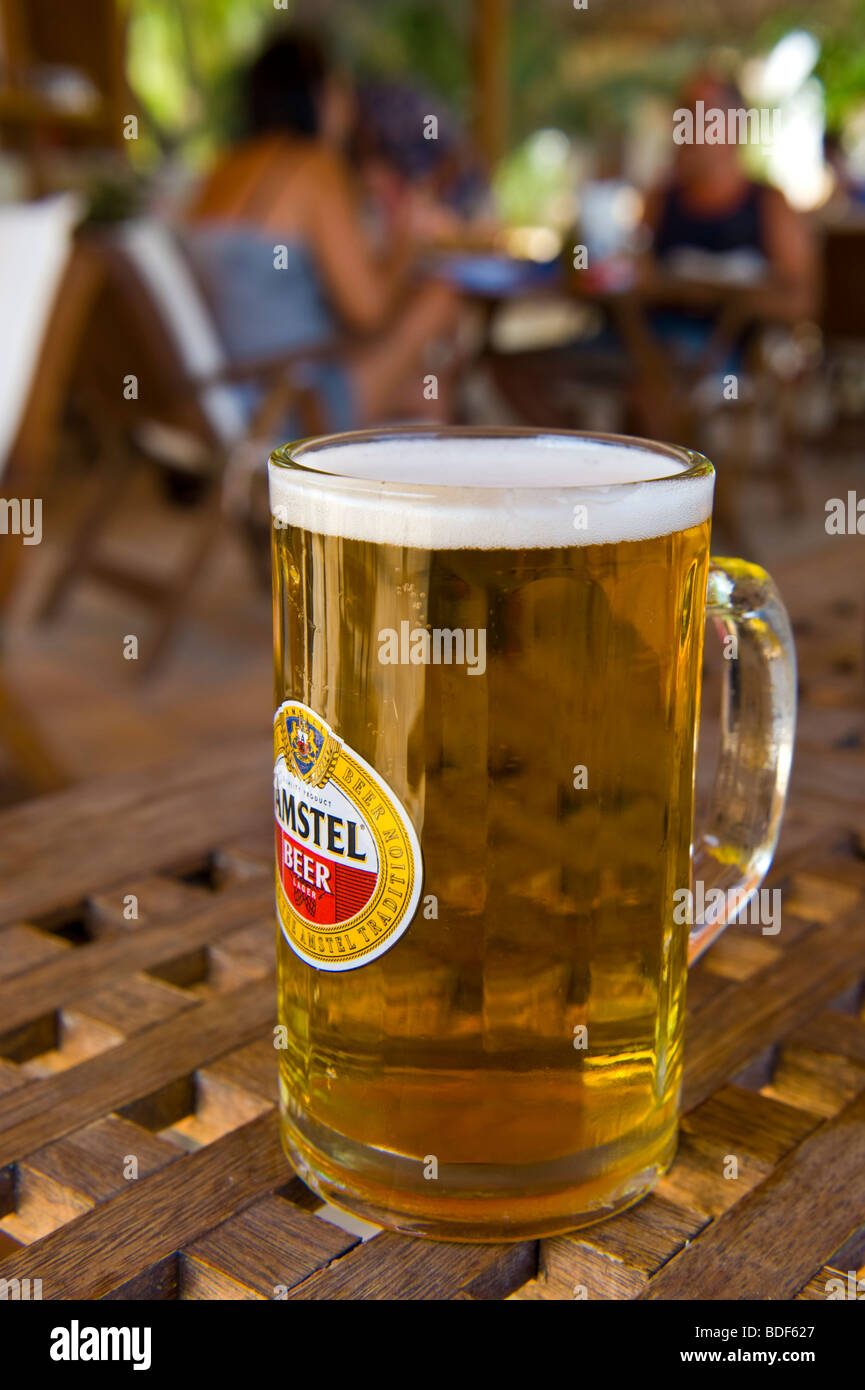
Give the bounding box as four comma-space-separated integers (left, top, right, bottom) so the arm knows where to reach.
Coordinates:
0, 543, 862, 1301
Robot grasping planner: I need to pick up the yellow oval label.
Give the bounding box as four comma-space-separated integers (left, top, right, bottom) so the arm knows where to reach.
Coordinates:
273, 700, 423, 971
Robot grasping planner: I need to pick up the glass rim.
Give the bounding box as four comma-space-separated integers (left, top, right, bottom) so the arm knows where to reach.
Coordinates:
269, 426, 714, 492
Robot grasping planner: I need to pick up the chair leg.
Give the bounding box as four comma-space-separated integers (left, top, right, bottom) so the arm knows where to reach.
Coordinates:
241, 514, 272, 593
709, 404, 751, 554
138, 482, 224, 679
776, 379, 810, 518
39, 426, 132, 621
0, 671, 67, 793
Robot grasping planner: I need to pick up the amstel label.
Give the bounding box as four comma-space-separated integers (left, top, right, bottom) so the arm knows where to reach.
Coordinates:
273, 700, 423, 971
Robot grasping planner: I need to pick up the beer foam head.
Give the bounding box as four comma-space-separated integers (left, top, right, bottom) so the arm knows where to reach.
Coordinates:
269, 433, 714, 549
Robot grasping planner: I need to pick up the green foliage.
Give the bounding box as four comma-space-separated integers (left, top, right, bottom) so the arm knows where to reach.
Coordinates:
126, 0, 273, 163
80, 171, 148, 226
124, 0, 470, 166
331, 0, 469, 103
493, 138, 568, 228
508, 12, 697, 144
122, 0, 865, 170
746, 2, 865, 131
814, 2, 865, 130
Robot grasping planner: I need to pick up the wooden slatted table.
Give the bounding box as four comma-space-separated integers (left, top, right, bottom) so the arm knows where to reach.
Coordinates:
0, 542, 863, 1301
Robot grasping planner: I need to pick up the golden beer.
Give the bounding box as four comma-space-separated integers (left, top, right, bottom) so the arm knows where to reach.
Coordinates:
269, 429, 793, 1240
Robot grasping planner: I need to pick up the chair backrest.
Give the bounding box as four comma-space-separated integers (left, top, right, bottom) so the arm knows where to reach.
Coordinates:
116, 220, 247, 446
0, 194, 82, 481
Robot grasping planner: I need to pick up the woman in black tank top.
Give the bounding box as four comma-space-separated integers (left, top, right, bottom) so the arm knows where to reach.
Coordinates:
644, 75, 814, 295
653, 179, 766, 261
641, 75, 815, 365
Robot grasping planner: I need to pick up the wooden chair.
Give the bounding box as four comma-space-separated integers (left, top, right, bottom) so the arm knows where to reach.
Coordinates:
0, 193, 100, 794
39, 218, 333, 675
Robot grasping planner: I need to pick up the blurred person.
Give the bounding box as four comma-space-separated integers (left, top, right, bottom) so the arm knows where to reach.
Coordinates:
353, 78, 497, 248
643, 74, 817, 320
623, 73, 817, 438
184, 32, 459, 430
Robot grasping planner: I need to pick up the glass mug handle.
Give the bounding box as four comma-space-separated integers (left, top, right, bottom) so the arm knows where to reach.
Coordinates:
689, 557, 797, 963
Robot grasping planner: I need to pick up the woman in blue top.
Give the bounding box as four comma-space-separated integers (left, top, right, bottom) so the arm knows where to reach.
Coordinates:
185, 32, 459, 433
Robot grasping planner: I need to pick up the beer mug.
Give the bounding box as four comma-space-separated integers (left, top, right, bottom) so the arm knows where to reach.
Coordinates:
269, 428, 795, 1241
